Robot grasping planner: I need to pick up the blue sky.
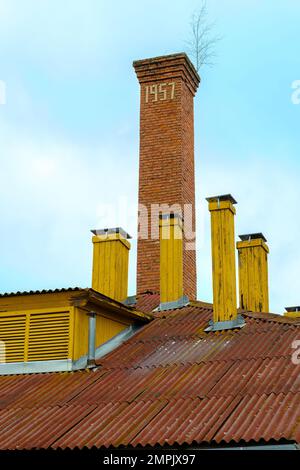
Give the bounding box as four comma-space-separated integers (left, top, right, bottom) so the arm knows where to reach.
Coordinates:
0, 0, 299, 313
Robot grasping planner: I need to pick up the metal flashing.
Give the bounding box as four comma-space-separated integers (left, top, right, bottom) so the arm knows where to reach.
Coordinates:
198, 444, 299, 451
91, 228, 132, 239
158, 295, 189, 312
206, 194, 237, 205
73, 324, 141, 370
123, 295, 137, 306
205, 314, 246, 332
95, 324, 141, 361
239, 233, 267, 242
0, 359, 73, 376
87, 313, 96, 367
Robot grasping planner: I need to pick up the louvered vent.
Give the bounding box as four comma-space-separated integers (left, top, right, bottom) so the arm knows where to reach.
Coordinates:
0, 315, 26, 362
28, 312, 70, 361
0, 311, 71, 363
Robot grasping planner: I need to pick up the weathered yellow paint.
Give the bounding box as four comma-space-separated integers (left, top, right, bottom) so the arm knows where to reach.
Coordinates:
284, 311, 300, 318
159, 214, 183, 303
95, 314, 129, 348
68, 306, 75, 359
0, 288, 150, 366
0, 291, 78, 313
237, 237, 269, 312
0, 302, 135, 363
72, 306, 131, 360
72, 306, 89, 360
284, 308, 300, 318
0, 307, 72, 363
207, 196, 237, 323
92, 230, 130, 302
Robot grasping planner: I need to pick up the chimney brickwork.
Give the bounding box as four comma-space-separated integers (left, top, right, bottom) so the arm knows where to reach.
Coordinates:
133, 53, 200, 299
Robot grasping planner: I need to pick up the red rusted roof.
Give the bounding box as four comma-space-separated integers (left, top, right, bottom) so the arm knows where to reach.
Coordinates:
135, 291, 160, 313
0, 295, 300, 449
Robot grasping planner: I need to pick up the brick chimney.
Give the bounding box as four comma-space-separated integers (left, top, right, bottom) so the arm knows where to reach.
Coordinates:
133, 53, 200, 299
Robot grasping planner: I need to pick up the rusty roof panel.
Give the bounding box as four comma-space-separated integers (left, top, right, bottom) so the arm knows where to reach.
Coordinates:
53, 400, 168, 450
0, 370, 106, 409
135, 292, 160, 313
214, 392, 300, 444
97, 311, 300, 369
0, 296, 300, 449
0, 394, 299, 450
0, 405, 97, 450
130, 396, 242, 447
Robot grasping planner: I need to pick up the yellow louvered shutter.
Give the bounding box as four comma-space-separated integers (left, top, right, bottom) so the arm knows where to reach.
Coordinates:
28, 311, 71, 361
0, 314, 26, 362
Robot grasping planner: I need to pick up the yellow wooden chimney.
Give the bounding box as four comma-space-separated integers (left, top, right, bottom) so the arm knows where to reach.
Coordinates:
91, 228, 131, 302
206, 195, 244, 331
159, 214, 187, 309
237, 233, 269, 313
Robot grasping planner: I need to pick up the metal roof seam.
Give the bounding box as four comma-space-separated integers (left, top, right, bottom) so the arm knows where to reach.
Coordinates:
210, 394, 249, 444
49, 404, 99, 450
65, 370, 111, 405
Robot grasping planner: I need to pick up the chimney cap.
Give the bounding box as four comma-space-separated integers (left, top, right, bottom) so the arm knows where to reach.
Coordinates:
133, 52, 198, 76
133, 52, 200, 94
206, 194, 237, 205
239, 233, 267, 243
91, 228, 132, 239
285, 306, 300, 312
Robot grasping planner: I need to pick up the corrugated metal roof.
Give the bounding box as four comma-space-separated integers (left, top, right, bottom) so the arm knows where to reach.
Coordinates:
0, 287, 84, 298
135, 291, 160, 313
0, 295, 299, 449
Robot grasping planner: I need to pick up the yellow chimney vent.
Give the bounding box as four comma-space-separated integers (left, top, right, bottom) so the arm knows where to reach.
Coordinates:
237, 233, 269, 313
159, 214, 188, 310
91, 228, 131, 302
206, 195, 244, 331
284, 306, 300, 318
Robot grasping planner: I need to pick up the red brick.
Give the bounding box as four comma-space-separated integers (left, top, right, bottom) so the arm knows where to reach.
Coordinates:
133, 53, 200, 300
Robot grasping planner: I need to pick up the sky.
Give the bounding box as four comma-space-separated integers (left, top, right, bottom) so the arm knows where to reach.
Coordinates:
0, 0, 299, 313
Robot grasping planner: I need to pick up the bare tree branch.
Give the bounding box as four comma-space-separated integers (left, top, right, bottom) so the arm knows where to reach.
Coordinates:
186, 1, 221, 71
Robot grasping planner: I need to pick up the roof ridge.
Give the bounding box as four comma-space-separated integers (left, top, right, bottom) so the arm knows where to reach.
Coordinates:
243, 311, 300, 326
0, 287, 86, 297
